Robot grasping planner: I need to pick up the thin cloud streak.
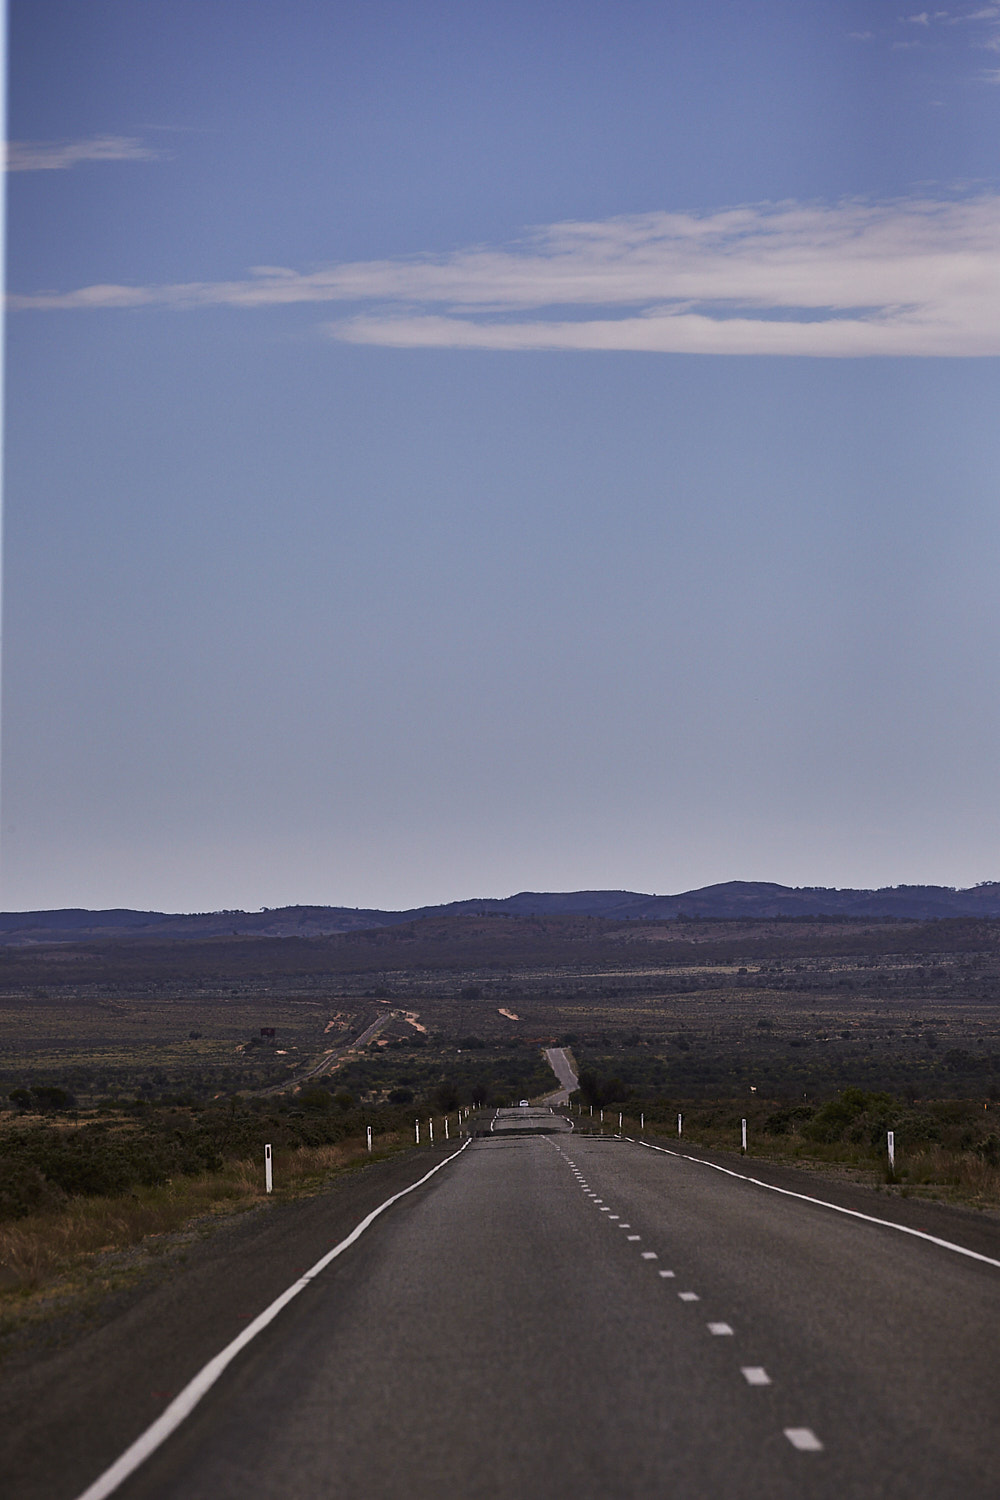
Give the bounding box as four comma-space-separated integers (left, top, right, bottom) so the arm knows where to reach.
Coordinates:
5, 135, 161, 171
10, 196, 1000, 356
333, 309, 1000, 357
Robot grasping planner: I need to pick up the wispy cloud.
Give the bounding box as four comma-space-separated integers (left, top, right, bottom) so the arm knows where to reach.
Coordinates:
4, 135, 160, 172
949, 5, 1000, 20
10, 195, 1000, 357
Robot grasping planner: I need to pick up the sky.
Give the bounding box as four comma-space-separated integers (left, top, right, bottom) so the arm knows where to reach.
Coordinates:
3, 0, 1000, 914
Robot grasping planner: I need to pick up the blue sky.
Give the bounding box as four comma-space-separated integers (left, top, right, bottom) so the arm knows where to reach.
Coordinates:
3, 0, 1000, 912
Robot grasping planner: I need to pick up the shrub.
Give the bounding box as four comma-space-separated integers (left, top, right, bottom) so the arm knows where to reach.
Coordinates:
300, 1088, 333, 1112
799, 1087, 892, 1143
433, 1082, 460, 1112
763, 1105, 815, 1135
8, 1085, 75, 1113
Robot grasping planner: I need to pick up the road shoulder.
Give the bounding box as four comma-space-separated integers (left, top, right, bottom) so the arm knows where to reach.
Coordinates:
0, 1145, 462, 1500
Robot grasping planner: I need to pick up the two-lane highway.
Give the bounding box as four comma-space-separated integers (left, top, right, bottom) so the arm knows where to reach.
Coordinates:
80, 1107, 999, 1499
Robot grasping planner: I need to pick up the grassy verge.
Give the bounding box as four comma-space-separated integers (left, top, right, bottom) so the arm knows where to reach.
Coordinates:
567, 1098, 1000, 1211
0, 1132, 411, 1337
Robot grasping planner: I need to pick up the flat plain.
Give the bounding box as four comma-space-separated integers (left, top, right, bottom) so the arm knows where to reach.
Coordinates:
2, 913, 998, 1103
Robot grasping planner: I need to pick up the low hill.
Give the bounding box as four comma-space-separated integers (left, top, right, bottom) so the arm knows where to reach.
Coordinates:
1, 880, 999, 945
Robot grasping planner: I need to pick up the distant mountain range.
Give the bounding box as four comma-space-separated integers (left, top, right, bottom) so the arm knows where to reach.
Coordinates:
1, 881, 999, 945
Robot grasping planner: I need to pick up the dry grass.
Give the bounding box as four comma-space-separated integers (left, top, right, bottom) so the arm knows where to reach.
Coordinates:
893, 1142, 1000, 1203
578, 1111, 1000, 1211
0, 1133, 409, 1308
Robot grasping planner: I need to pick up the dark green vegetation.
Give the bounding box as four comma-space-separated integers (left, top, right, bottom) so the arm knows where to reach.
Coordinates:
332, 1048, 554, 1112
0, 1095, 430, 1225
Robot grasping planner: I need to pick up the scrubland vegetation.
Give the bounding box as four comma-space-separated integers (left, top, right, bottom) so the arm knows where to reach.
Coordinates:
569, 1087, 1000, 1207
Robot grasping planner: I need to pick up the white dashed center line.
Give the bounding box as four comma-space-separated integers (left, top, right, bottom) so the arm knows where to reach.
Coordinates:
553, 1143, 817, 1456
784, 1428, 823, 1452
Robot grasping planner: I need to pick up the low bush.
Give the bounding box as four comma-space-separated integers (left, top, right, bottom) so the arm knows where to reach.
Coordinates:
0, 1096, 424, 1226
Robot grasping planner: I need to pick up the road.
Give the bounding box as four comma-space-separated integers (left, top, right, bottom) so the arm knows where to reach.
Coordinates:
541, 1045, 579, 1103
260, 1013, 389, 1094
297, 1013, 387, 1080
65, 1106, 1000, 1500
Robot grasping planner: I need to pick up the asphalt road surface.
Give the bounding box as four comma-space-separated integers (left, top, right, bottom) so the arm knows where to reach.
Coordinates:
66, 1105, 1000, 1500
541, 1046, 579, 1103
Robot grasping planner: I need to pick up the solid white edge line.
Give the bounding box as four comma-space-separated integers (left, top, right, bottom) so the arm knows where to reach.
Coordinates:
627, 1138, 1000, 1270
72, 1139, 473, 1500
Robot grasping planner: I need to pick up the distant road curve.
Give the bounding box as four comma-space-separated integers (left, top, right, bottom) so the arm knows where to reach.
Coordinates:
542, 1045, 578, 1103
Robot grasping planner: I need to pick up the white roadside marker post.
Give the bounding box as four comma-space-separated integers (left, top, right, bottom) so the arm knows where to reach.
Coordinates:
618, 1112, 623, 1133
677, 1113, 683, 1137
265, 1143, 273, 1194
429, 1118, 434, 1145
600, 1108, 604, 1124
445, 1116, 450, 1140
741, 1118, 748, 1154
415, 1119, 420, 1145
640, 1112, 644, 1132
367, 1125, 373, 1154
887, 1130, 895, 1172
